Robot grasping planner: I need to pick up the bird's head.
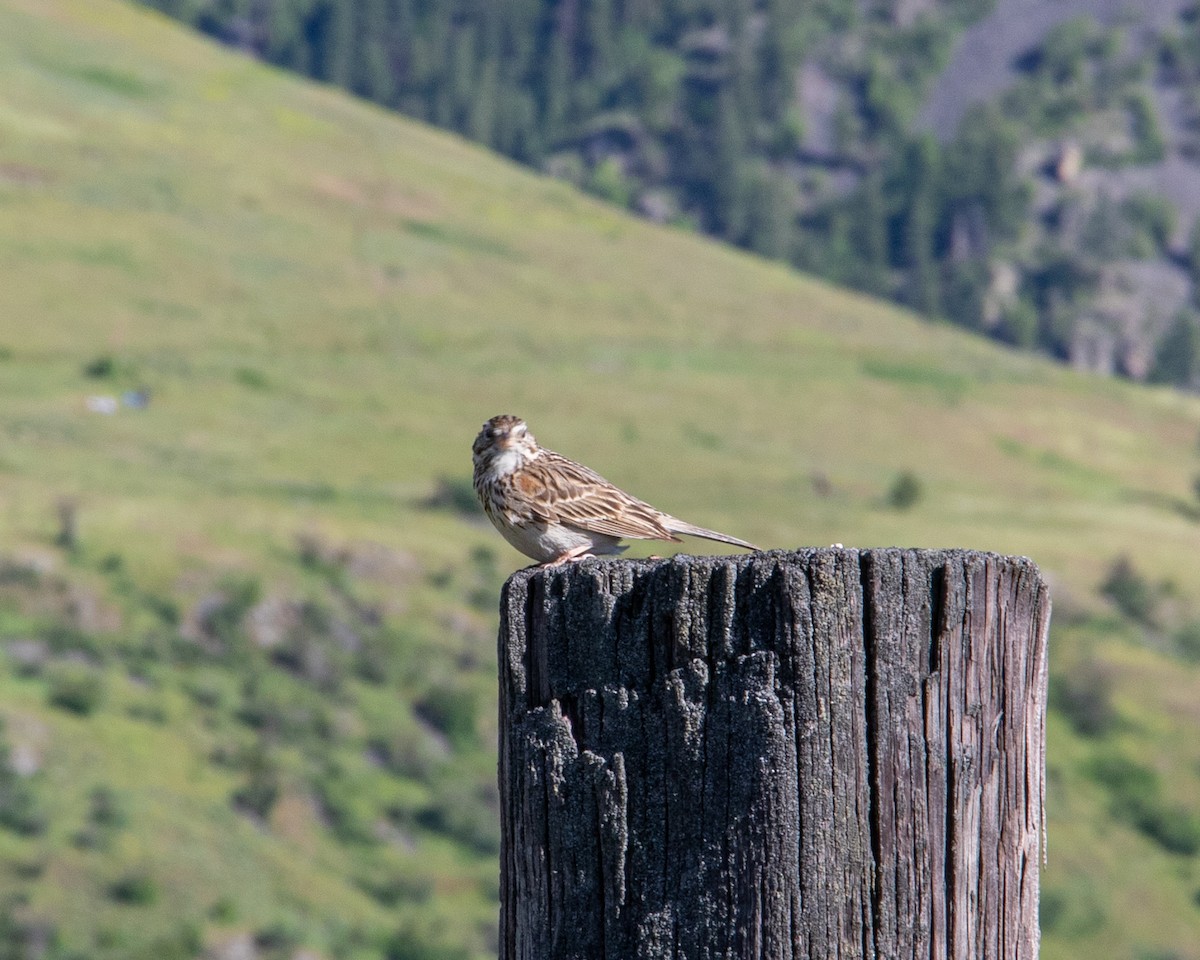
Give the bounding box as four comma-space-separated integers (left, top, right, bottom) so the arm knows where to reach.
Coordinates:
473, 414, 539, 472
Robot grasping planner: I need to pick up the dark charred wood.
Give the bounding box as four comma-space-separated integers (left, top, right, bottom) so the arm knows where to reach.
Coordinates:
498, 549, 1049, 960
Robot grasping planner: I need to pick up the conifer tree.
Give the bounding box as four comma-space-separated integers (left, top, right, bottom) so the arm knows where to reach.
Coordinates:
903, 136, 942, 316
320, 0, 356, 87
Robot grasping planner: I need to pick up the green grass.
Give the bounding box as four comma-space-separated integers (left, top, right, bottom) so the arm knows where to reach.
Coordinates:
1, 0, 1200, 957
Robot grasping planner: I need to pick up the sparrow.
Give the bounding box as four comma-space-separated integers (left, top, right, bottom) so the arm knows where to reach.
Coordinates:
472, 414, 758, 565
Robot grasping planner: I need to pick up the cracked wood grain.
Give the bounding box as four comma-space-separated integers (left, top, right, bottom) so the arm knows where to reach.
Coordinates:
498, 549, 1049, 960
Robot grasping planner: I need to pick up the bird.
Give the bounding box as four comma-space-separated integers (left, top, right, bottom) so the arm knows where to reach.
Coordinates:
472, 414, 758, 566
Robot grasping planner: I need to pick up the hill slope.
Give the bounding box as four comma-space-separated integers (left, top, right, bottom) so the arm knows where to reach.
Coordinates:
1, 1, 1200, 958
136, 0, 1200, 388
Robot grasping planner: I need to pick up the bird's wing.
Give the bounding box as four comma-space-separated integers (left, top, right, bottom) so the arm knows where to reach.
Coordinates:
516, 450, 680, 542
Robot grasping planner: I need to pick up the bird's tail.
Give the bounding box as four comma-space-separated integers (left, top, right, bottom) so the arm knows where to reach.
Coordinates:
664, 518, 758, 552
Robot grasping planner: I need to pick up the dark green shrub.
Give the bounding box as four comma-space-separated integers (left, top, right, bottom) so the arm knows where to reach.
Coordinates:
46, 663, 105, 716
109, 869, 158, 905
231, 746, 280, 820
1122, 191, 1176, 256
1136, 805, 1200, 856
414, 681, 478, 750
382, 919, 471, 960
197, 576, 261, 649
1049, 660, 1117, 737
1039, 881, 1107, 936
143, 593, 180, 626
0, 761, 47, 837
141, 923, 203, 960
254, 920, 302, 955
422, 476, 479, 517
366, 728, 444, 780
209, 896, 238, 923
73, 786, 128, 850
0, 902, 58, 960
1087, 751, 1200, 855
887, 471, 923, 510
183, 669, 230, 710
0, 559, 41, 587
39, 624, 103, 661
235, 366, 269, 390
236, 671, 331, 742
415, 771, 499, 854
270, 601, 345, 693
83, 355, 115, 378
356, 866, 432, 907
1149, 314, 1200, 388
312, 764, 375, 844
1173, 621, 1200, 663
1100, 555, 1158, 625
89, 786, 128, 829
1088, 752, 1158, 813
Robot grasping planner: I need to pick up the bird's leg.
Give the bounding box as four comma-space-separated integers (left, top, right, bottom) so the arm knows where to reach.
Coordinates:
542, 544, 595, 567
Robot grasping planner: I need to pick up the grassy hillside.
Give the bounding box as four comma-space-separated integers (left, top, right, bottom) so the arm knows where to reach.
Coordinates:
1, 1, 1200, 958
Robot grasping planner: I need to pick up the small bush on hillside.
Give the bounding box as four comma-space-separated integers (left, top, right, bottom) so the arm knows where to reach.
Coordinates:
141, 924, 203, 960
83, 355, 115, 378
1138, 805, 1200, 856
143, 592, 180, 627
1100, 555, 1159, 626
45, 663, 106, 716
39, 624, 103, 661
0, 732, 47, 837
422, 476, 479, 518
109, 869, 158, 906
1048, 659, 1117, 737
209, 896, 239, 924
236, 671, 332, 742
355, 865, 433, 907
367, 726, 445, 781
254, 920, 302, 958
197, 575, 261, 650
1039, 881, 1107, 937
270, 601, 346, 693
381, 919, 472, 960
1135, 949, 1188, 960
0, 903, 58, 960
235, 366, 269, 390
1087, 751, 1200, 855
74, 785, 129, 850
1122, 191, 1176, 256
414, 681, 478, 751
416, 774, 500, 855
182, 670, 228, 710
1174, 621, 1200, 663
312, 764, 375, 845
887, 471, 924, 510
231, 745, 280, 820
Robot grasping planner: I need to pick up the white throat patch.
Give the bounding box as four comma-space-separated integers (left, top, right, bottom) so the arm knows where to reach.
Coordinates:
490, 446, 526, 477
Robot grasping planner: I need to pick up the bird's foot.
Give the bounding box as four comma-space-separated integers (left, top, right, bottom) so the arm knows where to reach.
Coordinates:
541, 545, 595, 567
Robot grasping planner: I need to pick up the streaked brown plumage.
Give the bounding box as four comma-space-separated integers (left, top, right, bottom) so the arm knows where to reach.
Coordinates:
472, 414, 758, 565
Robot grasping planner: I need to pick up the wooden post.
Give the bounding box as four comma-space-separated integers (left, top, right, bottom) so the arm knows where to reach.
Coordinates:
498, 549, 1049, 960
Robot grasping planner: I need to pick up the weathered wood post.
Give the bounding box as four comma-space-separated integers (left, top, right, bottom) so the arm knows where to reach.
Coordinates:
498, 549, 1049, 960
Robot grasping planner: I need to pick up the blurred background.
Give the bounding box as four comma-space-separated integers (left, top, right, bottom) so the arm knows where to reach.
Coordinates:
0, 0, 1198, 957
